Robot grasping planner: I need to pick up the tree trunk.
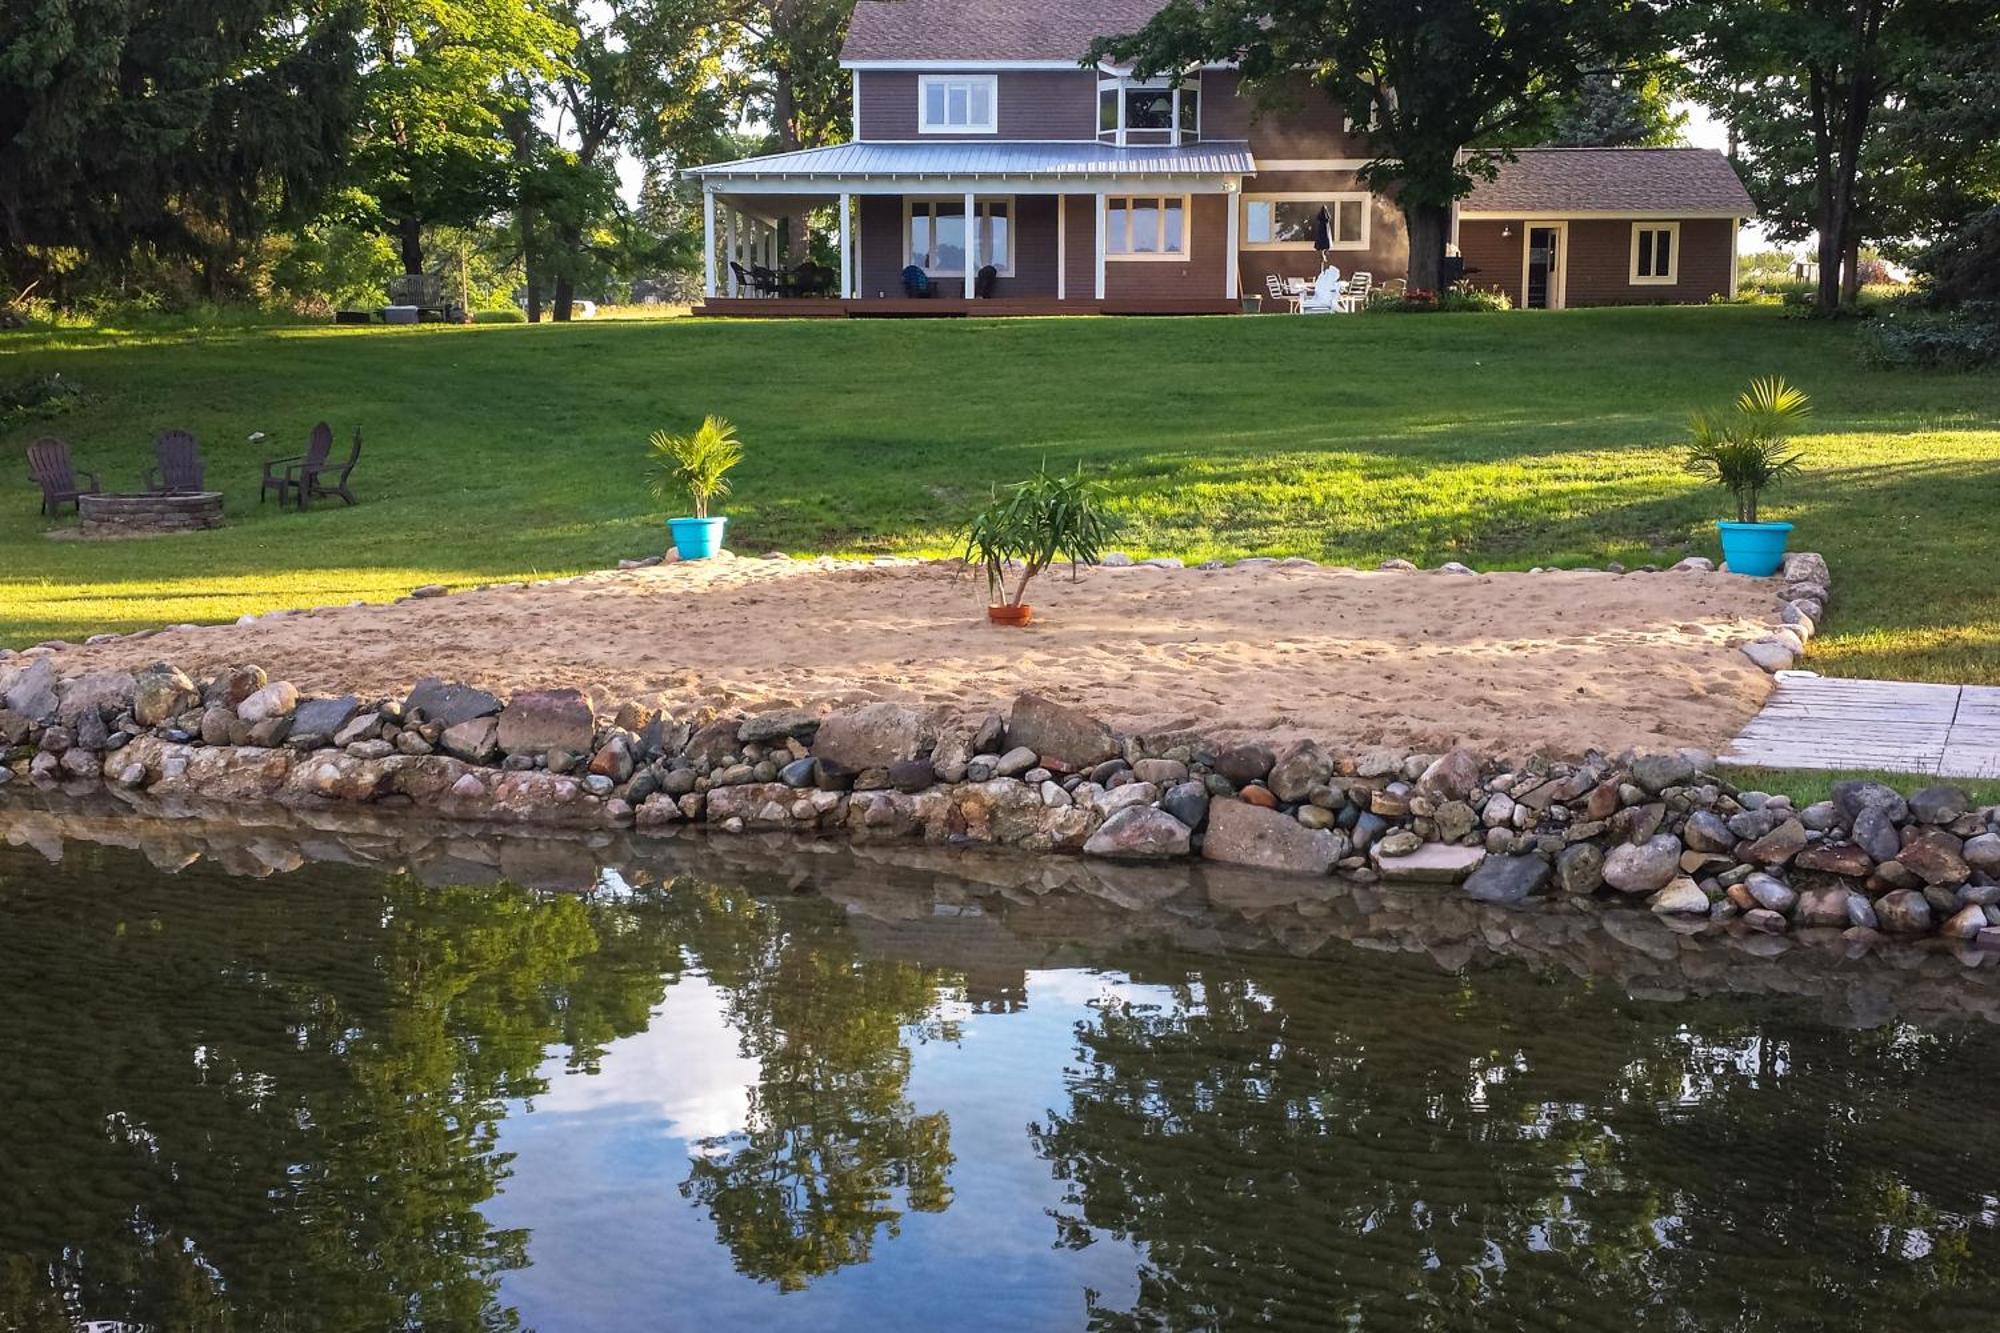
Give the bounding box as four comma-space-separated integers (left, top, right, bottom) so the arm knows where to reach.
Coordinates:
553, 273, 575, 321
397, 216, 424, 277
1840, 231, 1862, 304
1403, 200, 1450, 293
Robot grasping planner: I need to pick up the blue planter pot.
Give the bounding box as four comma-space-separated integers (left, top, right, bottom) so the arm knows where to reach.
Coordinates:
1716, 520, 1792, 577
669, 515, 728, 560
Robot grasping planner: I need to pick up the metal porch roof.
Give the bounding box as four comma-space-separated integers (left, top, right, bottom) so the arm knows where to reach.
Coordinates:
688, 139, 1256, 181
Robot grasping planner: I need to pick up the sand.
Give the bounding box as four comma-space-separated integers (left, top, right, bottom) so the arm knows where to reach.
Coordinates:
41, 557, 1780, 759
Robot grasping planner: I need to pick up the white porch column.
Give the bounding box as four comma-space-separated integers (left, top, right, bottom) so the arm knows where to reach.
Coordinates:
1057, 195, 1068, 301
963, 190, 977, 300
725, 209, 739, 296
1093, 192, 1108, 301
702, 187, 717, 299
838, 192, 852, 299
1224, 184, 1241, 299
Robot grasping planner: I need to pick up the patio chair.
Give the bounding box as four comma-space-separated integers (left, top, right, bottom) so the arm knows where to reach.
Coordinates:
1264, 273, 1301, 313
900, 265, 932, 298
144, 430, 204, 493
1380, 278, 1408, 301
1345, 272, 1374, 309
261, 421, 333, 506
27, 437, 101, 516
728, 261, 757, 296
750, 264, 782, 296
296, 428, 362, 509
1298, 268, 1346, 315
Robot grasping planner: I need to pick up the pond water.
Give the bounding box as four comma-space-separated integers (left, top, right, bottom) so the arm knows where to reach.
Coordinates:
6, 805, 2000, 1332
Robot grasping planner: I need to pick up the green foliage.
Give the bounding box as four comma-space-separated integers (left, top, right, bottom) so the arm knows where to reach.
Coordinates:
1533, 68, 1687, 147
1914, 206, 2000, 308
1684, 377, 1813, 522
0, 372, 84, 422
472, 309, 529, 324
1858, 301, 2000, 371
962, 464, 1118, 608
1369, 285, 1512, 313
648, 415, 744, 517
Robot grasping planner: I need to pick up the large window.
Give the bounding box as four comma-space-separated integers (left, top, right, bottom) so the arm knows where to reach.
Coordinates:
1242, 194, 1370, 250
1105, 196, 1189, 259
1630, 222, 1678, 283
906, 198, 1011, 275
918, 75, 997, 134
1096, 75, 1200, 146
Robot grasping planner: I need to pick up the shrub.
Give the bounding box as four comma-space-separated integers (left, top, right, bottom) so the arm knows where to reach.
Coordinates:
1858, 300, 2000, 370
1913, 206, 2000, 307
1368, 283, 1509, 313
471, 309, 527, 324
1684, 377, 1812, 522
962, 464, 1118, 609
647, 416, 744, 518
0, 372, 85, 421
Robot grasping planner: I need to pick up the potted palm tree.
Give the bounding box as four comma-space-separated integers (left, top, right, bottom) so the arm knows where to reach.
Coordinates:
1685, 376, 1811, 577
963, 463, 1117, 625
649, 416, 743, 560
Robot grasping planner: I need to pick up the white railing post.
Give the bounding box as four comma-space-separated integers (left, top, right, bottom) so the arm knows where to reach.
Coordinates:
702, 186, 717, 299
838, 193, 852, 300
1225, 183, 1241, 299
1094, 192, 1108, 301
963, 190, 977, 300
725, 209, 739, 296
1057, 195, 1068, 301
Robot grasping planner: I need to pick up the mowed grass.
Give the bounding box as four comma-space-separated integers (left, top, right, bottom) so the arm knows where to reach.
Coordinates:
2, 305, 1997, 683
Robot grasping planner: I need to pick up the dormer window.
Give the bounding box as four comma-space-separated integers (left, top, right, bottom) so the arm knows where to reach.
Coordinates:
1097, 72, 1200, 146
919, 75, 998, 134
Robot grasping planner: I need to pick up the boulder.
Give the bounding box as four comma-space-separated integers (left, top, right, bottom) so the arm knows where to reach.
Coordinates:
1213, 742, 1276, 786
1682, 811, 1735, 854
1745, 872, 1797, 914
1832, 779, 1908, 824
404, 677, 502, 728
1601, 835, 1682, 894
1556, 842, 1605, 895
1794, 885, 1853, 928
1744, 818, 1808, 866
1875, 888, 1933, 934
1083, 807, 1193, 860
497, 688, 596, 756
888, 757, 935, 793
1374, 842, 1488, 884
1851, 806, 1902, 863
440, 716, 500, 764
995, 746, 1039, 778
203, 665, 269, 708
737, 708, 820, 744
1650, 878, 1711, 915
1899, 830, 1970, 886
1941, 903, 1988, 940
236, 681, 300, 723
132, 663, 199, 727
1630, 751, 1698, 794
1909, 785, 1970, 825
1415, 748, 1482, 803
55, 670, 134, 725
1461, 853, 1551, 904
813, 702, 940, 772
1132, 758, 1189, 787
1268, 740, 1334, 804
1740, 640, 1795, 672
1964, 832, 2000, 876
1161, 780, 1210, 831
1201, 798, 1345, 876
2, 658, 61, 722
1005, 693, 1116, 769
1793, 842, 1873, 878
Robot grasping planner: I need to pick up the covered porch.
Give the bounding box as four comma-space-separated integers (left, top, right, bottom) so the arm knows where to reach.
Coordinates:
686, 141, 1253, 316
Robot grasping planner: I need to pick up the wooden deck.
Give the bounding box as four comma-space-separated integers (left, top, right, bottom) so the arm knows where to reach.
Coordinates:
1722, 674, 2000, 778
690, 296, 1243, 319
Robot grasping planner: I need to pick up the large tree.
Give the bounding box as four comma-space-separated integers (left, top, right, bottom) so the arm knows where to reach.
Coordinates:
1679, 0, 1998, 311
1091, 0, 1660, 290
0, 0, 359, 300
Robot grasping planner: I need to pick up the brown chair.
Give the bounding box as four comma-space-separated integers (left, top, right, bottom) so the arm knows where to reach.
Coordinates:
144, 430, 204, 494
27, 437, 101, 516
262, 422, 333, 506
297, 429, 362, 508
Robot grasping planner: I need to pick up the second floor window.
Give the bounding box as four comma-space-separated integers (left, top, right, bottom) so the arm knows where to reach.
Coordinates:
1098, 76, 1200, 146
919, 75, 997, 134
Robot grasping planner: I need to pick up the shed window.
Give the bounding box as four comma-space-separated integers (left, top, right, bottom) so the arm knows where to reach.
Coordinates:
1631, 223, 1679, 283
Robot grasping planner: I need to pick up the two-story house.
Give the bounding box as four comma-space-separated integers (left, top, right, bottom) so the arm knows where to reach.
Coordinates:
688, 0, 1753, 314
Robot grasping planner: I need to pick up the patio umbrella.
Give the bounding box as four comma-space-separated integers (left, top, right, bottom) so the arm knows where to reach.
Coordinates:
1312, 204, 1333, 261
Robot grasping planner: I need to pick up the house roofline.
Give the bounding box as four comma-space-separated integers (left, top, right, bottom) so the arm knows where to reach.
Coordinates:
840, 58, 1237, 72
1457, 208, 1754, 221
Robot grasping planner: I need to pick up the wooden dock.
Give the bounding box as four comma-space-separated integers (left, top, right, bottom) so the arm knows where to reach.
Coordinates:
1722, 674, 2000, 778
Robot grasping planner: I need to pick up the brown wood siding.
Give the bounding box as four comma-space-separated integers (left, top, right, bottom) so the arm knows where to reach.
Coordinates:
1062, 195, 1096, 299
1235, 74, 1371, 159
1457, 216, 1736, 307
1104, 194, 1229, 300
856, 194, 1062, 298
857, 70, 1096, 140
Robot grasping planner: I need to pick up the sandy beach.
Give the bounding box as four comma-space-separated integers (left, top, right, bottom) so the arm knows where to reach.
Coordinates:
41, 557, 1779, 759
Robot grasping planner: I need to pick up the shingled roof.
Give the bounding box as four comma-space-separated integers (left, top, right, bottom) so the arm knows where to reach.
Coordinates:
842, 0, 1170, 63
1462, 148, 1755, 216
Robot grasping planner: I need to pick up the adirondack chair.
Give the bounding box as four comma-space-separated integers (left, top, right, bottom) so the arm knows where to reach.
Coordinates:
261, 422, 333, 506
296, 429, 362, 509
143, 430, 204, 494
27, 437, 101, 516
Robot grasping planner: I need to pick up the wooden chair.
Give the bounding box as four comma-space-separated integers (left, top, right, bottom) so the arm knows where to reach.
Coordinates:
27, 437, 101, 516
261, 422, 333, 506
144, 430, 204, 494
297, 429, 362, 509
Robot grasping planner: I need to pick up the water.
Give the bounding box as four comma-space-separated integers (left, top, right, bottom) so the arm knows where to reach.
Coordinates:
6, 803, 2000, 1332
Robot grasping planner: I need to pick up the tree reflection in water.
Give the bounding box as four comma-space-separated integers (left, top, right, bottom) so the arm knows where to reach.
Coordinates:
1030, 951, 2000, 1332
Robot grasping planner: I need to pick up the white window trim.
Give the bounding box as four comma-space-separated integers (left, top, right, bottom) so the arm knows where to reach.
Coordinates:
1630, 222, 1680, 284
903, 195, 1016, 277
917, 74, 998, 135
1103, 194, 1193, 262
1239, 192, 1372, 251
1096, 74, 1200, 147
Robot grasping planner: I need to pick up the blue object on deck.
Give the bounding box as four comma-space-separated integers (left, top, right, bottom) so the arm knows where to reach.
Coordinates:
1716, 520, 1792, 576
901, 265, 930, 298
670, 515, 728, 560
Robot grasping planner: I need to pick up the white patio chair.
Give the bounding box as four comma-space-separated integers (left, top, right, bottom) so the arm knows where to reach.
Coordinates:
1343, 272, 1373, 310
1298, 267, 1346, 314
1264, 273, 1299, 312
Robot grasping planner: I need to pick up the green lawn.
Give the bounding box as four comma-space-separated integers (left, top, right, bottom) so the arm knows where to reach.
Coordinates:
3, 305, 1997, 683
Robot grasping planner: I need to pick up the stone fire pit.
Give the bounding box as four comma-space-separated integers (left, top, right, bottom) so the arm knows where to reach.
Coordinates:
79, 491, 226, 538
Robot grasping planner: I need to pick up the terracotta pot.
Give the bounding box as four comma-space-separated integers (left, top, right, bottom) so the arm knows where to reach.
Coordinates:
987, 604, 1032, 626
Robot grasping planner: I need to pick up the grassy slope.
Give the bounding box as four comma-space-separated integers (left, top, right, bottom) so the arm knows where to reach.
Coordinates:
2, 306, 1996, 684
